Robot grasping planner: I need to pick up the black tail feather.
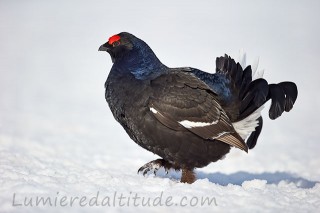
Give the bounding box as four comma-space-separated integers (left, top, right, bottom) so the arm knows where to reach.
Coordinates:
239, 66, 253, 99
214, 54, 297, 149
268, 82, 298, 120
239, 79, 269, 120
216, 54, 243, 87
215, 55, 298, 121
246, 116, 263, 149
268, 84, 286, 120
278, 82, 298, 112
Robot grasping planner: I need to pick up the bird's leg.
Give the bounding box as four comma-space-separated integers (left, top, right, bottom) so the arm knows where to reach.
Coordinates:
181, 168, 196, 184
138, 159, 179, 176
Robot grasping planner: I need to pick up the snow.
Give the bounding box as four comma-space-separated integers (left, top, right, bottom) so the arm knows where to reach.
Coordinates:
1, 0, 320, 212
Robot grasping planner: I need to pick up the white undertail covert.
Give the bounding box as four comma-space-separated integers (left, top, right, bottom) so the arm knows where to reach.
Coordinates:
234, 50, 265, 139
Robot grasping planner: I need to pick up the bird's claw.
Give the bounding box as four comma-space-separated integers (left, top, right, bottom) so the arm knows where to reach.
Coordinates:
138, 161, 161, 176
138, 159, 169, 176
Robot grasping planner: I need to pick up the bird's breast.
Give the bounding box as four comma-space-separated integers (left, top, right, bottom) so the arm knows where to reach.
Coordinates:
105, 73, 150, 124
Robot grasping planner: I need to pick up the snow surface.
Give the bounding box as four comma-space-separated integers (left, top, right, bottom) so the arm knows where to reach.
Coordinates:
1, 0, 320, 212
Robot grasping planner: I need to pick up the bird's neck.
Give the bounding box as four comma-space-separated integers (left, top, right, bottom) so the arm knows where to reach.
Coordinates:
114, 44, 167, 80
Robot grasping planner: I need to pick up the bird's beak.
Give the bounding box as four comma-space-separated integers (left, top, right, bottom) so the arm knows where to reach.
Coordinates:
98, 44, 109, 52
99, 42, 115, 63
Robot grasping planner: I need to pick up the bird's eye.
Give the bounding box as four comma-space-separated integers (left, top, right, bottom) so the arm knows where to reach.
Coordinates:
113, 41, 120, 47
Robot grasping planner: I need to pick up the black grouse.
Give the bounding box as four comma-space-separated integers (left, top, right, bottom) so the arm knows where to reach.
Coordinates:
99, 32, 298, 184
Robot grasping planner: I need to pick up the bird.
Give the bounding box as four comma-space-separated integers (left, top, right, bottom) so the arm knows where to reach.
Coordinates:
99, 32, 298, 184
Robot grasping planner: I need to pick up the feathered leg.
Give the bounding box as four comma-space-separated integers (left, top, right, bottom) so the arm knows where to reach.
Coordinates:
181, 169, 196, 184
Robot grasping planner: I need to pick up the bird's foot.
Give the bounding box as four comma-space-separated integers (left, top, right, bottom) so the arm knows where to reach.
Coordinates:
137, 159, 178, 176
181, 169, 196, 184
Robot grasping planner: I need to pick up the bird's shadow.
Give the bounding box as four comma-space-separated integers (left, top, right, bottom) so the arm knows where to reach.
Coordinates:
156, 169, 318, 188
197, 171, 318, 189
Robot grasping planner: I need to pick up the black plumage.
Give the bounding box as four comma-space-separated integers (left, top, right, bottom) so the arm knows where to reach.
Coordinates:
99, 32, 298, 183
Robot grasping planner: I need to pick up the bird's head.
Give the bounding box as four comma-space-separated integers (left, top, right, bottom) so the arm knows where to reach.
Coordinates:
98, 32, 136, 63
99, 32, 166, 80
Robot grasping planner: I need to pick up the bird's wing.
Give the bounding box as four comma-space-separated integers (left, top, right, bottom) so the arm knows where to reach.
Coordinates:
148, 71, 248, 152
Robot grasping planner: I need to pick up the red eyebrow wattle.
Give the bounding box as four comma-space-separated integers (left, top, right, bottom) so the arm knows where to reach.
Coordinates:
108, 35, 121, 45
